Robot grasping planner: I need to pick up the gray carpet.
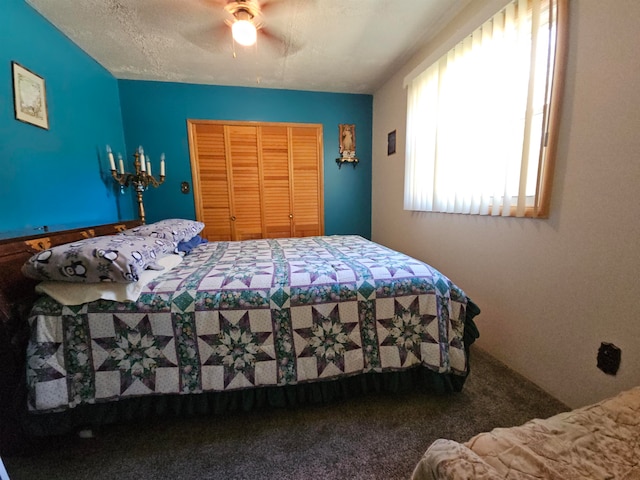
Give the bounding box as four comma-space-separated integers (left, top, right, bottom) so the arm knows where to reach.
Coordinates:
3, 347, 568, 480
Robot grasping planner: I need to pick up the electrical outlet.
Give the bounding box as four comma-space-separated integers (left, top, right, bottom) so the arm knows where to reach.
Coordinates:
597, 342, 621, 375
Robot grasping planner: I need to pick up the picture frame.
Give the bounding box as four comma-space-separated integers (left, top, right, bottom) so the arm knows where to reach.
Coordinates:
12, 61, 49, 130
387, 130, 396, 156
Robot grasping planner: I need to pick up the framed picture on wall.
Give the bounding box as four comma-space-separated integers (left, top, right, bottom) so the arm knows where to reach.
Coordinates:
12, 61, 49, 130
387, 130, 396, 156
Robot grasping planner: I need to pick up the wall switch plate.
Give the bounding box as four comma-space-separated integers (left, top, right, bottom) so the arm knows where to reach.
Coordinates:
597, 342, 621, 375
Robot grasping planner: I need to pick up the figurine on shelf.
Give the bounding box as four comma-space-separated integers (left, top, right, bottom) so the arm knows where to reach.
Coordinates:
336, 124, 359, 169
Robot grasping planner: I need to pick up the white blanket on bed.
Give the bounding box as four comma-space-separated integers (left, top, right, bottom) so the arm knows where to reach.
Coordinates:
412, 386, 640, 480
35, 254, 183, 305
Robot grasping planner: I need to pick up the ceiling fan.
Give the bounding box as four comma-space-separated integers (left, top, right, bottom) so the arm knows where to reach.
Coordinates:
184, 0, 301, 56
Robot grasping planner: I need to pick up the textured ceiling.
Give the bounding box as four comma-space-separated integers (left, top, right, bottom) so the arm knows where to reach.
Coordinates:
25, 0, 471, 94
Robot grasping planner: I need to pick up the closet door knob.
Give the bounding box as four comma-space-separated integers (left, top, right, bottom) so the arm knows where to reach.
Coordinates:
231, 216, 236, 221
289, 214, 293, 219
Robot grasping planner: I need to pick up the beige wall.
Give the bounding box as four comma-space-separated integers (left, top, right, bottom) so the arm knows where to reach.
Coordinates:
372, 0, 640, 409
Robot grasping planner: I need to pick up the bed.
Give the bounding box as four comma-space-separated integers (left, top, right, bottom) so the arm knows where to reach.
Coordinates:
411, 386, 640, 479
0, 220, 480, 445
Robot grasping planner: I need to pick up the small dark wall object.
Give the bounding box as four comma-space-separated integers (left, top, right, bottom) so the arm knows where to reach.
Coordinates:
597, 342, 621, 375
181, 181, 190, 194
387, 130, 396, 155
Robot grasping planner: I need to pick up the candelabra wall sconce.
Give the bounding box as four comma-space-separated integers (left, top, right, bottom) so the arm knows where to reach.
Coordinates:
107, 145, 166, 224
336, 123, 359, 169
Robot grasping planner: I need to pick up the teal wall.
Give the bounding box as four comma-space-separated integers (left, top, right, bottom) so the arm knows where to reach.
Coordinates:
0, 0, 133, 238
1, 0, 372, 239
118, 81, 372, 237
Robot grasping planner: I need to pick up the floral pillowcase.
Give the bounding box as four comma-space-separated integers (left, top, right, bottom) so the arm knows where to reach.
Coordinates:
22, 235, 176, 284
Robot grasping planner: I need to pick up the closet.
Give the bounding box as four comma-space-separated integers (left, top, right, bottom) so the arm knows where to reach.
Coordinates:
188, 120, 324, 241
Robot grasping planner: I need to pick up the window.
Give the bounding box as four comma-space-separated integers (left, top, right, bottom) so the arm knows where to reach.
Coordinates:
403, 0, 567, 217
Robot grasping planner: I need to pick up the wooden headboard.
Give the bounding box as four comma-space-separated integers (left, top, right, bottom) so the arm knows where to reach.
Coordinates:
0, 220, 140, 455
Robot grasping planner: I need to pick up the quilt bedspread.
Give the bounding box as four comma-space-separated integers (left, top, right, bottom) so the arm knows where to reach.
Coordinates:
26, 235, 470, 413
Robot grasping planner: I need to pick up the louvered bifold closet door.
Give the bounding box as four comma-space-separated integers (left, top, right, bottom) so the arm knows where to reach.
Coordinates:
260, 126, 293, 238
189, 120, 323, 241
290, 126, 324, 237
226, 125, 264, 240
191, 123, 232, 241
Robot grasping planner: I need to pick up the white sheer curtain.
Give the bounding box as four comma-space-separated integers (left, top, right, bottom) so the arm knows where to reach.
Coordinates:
404, 0, 554, 217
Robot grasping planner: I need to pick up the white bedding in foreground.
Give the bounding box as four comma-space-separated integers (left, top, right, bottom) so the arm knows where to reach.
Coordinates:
35, 254, 183, 305
412, 386, 640, 480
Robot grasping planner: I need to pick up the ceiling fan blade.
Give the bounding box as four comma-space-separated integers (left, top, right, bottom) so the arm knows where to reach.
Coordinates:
199, 0, 229, 7
256, 0, 310, 56
182, 23, 232, 55
136, 0, 225, 26
260, 0, 314, 14
259, 0, 285, 11
259, 26, 301, 57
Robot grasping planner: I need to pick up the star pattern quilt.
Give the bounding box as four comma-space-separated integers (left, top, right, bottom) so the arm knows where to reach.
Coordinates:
26, 235, 470, 413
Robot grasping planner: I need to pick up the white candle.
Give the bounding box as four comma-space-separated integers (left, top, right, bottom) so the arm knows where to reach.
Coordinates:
160, 153, 165, 177
146, 156, 152, 176
107, 145, 116, 171
118, 155, 125, 175
139, 147, 146, 172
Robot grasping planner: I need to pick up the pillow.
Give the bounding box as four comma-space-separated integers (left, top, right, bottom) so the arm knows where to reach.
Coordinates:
22, 235, 175, 284
176, 235, 208, 255
35, 254, 183, 305
120, 218, 205, 243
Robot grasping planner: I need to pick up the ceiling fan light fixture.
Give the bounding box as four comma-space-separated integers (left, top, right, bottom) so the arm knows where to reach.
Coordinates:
232, 19, 257, 46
